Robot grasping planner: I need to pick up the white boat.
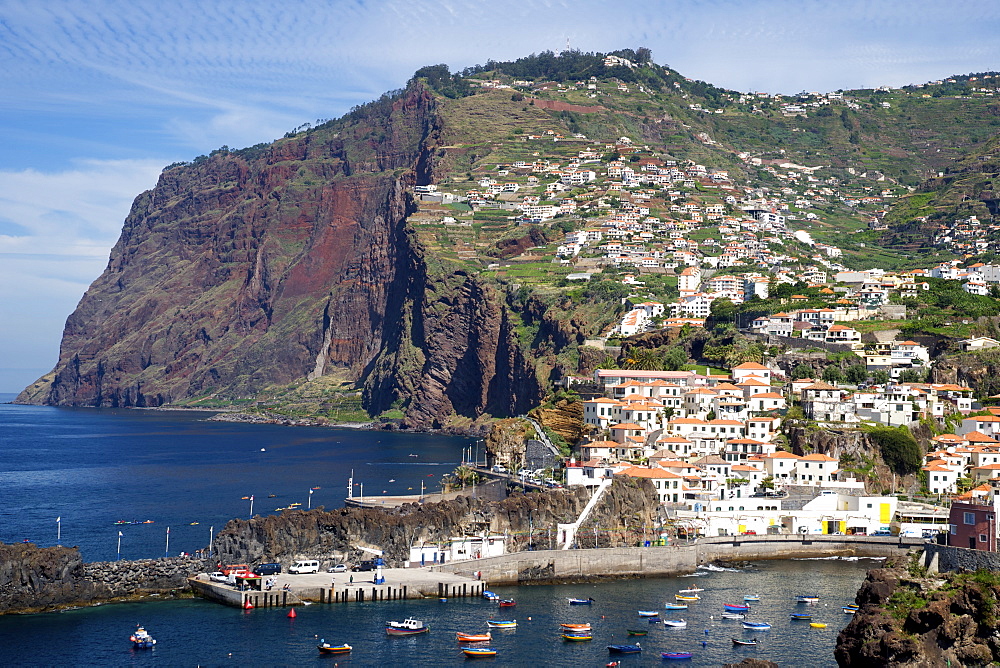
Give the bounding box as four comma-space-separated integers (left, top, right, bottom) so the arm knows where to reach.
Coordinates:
720, 612, 746, 620
743, 595, 760, 601
385, 618, 429, 635
678, 587, 704, 593
662, 619, 687, 628
742, 621, 771, 630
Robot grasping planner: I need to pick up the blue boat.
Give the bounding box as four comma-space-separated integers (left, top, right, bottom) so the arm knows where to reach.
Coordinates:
129, 626, 156, 649
608, 643, 642, 654
790, 613, 812, 621
482, 590, 499, 600
637, 610, 659, 617
568, 597, 594, 605
661, 652, 693, 660
742, 622, 771, 630
664, 603, 688, 610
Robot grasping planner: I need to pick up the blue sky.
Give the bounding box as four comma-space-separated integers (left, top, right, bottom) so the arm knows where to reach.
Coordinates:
2, 0, 1000, 393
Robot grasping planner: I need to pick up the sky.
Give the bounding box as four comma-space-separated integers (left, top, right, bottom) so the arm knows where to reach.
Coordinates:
2, 0, 1000, 393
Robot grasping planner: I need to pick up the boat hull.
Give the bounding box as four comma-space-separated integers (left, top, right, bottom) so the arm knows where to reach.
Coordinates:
463, 648, 497, 657
608, 645, 642, 654
662, 652, 693, 660
664, 603, 688, 610
742, 623, 771, 630
457, 633, 492, 643
562, 634, 592, 641
485, 621, 516, 629
386, 627, 429, 636
318, 644, 352, 654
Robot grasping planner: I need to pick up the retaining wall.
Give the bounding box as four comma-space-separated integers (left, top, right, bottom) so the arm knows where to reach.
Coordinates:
923, 543, 1000, 573
433, 535, 923, 585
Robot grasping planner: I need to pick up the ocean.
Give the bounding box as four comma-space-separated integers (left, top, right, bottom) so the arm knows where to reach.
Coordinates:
0, 398, 866, 666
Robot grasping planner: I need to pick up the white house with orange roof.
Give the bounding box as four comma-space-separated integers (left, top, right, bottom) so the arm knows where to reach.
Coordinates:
732, 362, 772, 384
615, 465, 687, 503
595, 369, 700, 389
922, 460, 960, 495
678, 266, 702, 296
609, 422, 646, 445
747, 416, 781, 442
582, 398, 624, 429
653, 435, 696, 459
579, 440, 619, 462
958, 415, 1000, 438
723, 438, 775, 463
760, 451, 802, 484
683, 387, 719, 417
738, 376, 775, 398
971, 462, 1000, 483
797, 453, 839, 485
748, 391, 786, 414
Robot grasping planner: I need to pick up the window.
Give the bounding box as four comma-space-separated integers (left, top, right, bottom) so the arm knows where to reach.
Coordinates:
867, 503, 873, 509
965, 512, 976, 525
950, 524, 957, 535
981, 534, 988, 543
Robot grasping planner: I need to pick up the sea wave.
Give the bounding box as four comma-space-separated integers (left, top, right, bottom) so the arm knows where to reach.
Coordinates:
791, 556, 886, 561
697, 563, 741, 572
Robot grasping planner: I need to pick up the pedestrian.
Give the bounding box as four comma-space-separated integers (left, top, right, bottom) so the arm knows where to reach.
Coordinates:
349, 574, 353, 586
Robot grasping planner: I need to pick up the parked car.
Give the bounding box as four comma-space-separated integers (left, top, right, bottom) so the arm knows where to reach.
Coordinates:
327, 564, 348, 573
741, 530, 757, 535
353, 560, 376, 572
491, 464, 508, 474
208, 571, 228, 583
254, 562, 282, 576
873, 530, 893, 536
288, 559, 320, 574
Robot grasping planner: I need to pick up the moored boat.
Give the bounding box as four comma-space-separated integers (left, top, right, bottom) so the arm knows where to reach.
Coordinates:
720, 612, 746, 620
486, 619, 516, 629
661, 652, 694, 660
724, 603, 751, 612
810, 622, 828, 628
637, 610, 659, 617
317, 642, 352, 654
662, 619, 687, 628
498, 599, 516, 607
559, 623, 591, 631
790, 613, 812, 621
797, 595, 820, 603
386, 618, 429, 636
732, 637, 759, 646
130, 626, 156, 649
742, 621, 771, 630
743, 595, 760, 601
678, 587, 704, 593
626, 629, 648, 636
607, 643, 642, 654
463, 647, 498, 657
456, 632, 492, 643
664, 603, 688, 610
843, 607, 858, 614
562, 632, 592, 641
675, 594, 700, 601
482, 590, 499, 600
568, 597, 594, 605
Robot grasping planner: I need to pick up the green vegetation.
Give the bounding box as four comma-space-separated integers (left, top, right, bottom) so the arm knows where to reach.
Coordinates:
863, 425, 923, 475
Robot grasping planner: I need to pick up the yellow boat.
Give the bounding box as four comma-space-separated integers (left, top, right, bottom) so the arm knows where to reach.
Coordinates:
810, 622, 827, 628
675, 594, 700, 601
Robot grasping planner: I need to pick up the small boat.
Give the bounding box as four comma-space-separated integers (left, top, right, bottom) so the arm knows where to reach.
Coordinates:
626, 629, 648, 636
720, 612, 746, 620
130, 626, 156, 649
743, 595, 760, 601
568, 597, 594, 605
732, 637, 759, 646
386, 618, 429, 636
486, 620, 516, 629
810, 622, 828, 628
678, 587, 704, 593
498, 599, 516, 607
675, 594, 700, 601
562, 633, 592, 641
317, 642, 352, 654
559, 623, 591, 631
742, 622, 771, 630
189, 522, 199, 525
662, 619, 687, 628
797, 595, 820, 604
463, 647, 497, 658
843, 607, 858, 614
664, 603, 688, 610
607, 663, 620, 668
661, 652, 694, 660
790, 613, 813, 621
456, 632, 492, 642
637, 610, 659, 617
607, 643, 642, 654
482, 590, 500, 600
724, 603, 751, 612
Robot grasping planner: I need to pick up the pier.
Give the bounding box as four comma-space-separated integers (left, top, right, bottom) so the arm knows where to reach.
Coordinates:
189, 567, 485, 609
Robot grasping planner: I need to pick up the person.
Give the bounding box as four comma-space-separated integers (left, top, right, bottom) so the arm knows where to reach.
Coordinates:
349, 574, 353, 586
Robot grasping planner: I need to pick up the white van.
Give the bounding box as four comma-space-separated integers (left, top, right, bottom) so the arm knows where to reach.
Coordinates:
288, 559, 320, 574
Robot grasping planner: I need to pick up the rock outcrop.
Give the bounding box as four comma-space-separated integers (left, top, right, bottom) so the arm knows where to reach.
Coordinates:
16, 84, 541, 428
836, 556, 1000, 667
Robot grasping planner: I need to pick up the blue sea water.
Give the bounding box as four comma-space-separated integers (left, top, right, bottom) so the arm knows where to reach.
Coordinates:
0, 397, 868, 666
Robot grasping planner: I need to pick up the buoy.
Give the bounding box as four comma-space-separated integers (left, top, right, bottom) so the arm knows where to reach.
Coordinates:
527, 617, 531, 621
244, 600, 253, 610
704, 629, 709, 635
287, 607, 297, 618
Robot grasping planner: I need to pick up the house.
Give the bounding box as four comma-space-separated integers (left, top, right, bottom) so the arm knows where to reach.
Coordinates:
732, 362, 772, 384
948, 498, 999, 551
960, 337, 1000, 353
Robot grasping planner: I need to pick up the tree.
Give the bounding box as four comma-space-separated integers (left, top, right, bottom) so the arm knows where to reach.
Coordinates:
822, 366, 845, 384
791, 363, 814, 380
898, 368, 927, 383
709, 297, 737, 324
663, 347, 688, 371
760, 475, 775, 490
871, 369, 890, 385
845, 364, 869, 385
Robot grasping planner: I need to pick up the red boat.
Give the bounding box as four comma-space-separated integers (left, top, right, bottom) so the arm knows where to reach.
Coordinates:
456, 632, 492, 643
499, 599, 516, 607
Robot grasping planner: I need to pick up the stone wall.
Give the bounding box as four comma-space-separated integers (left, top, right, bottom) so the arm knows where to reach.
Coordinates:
923, 542, 1000, 573
434, 535, 923, 584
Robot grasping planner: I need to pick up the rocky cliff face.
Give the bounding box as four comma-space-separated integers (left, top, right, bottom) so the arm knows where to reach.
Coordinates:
16, 85, 541, 427
836, 557, 1000, 667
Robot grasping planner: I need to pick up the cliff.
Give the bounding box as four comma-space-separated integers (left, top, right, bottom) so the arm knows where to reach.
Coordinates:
0, 542, 204, 615
836, 556, 1000, 667
16, 85, 541, 428
212, 480, 659, 565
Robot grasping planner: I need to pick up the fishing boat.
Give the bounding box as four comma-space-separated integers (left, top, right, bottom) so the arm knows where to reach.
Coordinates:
662, 619, 687, 628
607, 643, 642, 654
742, 621, 771, 630
810, 622, 828, 628
568, 597, 594, 605
675, 594, 700, 601
637, 610, 659, 617
317, 642, 352, 655
456, 632, 492, 643
562, 633, 592, 641
720, 612, 746, 620
732, 638, 760, 646
743, 595, 760, 601
790, 613, 813, 621
843, 607, 858, 614
678, 587, 704, 593
482, 590, 500, 600
559, 623, 591, 631
130, 626, 156, 649
386, 618, 429, 636
664, 603, 688, 610
463, 647, 498, 658
498, 599, 516, 607
626, 629, 648, 636
797, 595, 820, 604
661, 652, 694, 660
723, 603, 751, 612
486, 619, 516, 629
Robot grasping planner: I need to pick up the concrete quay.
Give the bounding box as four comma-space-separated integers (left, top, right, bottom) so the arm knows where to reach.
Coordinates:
189, 567, 484, 609
431, 534, 925, 585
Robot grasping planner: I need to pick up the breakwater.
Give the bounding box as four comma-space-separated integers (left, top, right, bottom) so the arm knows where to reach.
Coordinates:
432, 535, 924, 584
0, 541, 207, 614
